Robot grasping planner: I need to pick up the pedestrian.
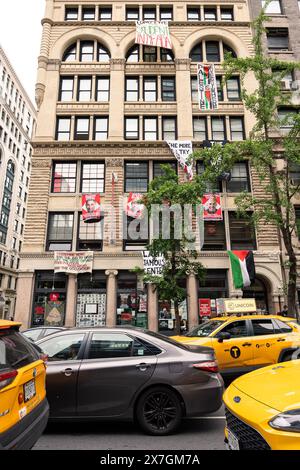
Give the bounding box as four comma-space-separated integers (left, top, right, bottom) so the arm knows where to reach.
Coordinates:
281, 305, 289, 317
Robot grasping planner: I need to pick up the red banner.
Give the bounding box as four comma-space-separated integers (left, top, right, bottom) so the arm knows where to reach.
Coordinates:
202, 194, 222, 220
125, 192, 145, 219
199, 298, 211, 317
82, 194, 101, 223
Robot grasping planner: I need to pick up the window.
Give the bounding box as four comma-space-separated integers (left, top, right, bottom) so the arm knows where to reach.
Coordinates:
193, 117, 207, 141
77, 214, 103, 251
262, 0, 282, 14
125, 117, 139, 140
82, 7, 95, 21
211, 117, 226, 141
81, 162, 105, 193
59, 77, 74, 101
227, 162, 250, 193
160, 8, 173, 20
96, 77, 110, 101
143, 8, 156, 20
126, 45, 139, 63
65, 7, 78, 20
40, 333, 85, 361
273, 319, 292, 333
221, 8, 234, 20
267, 28, 289, 51
191, 77, 198, 101
126, 8, 139, 20
197, 161, 222, 192
290, 163, 300, 186
162, 117, 177, 140
227, 77, 240, 101
125, 77, 139, 101
204, 8, 217, 20
99, 7, 112, 21
75, 117, 90, 140
278, 107, 298, 133
80, 41, 94, 61
162, 77, 176, 101
229, 212, 256, 250
230, 117, 245, 141
98, 44, 110, 62
153, 161, 177, 178
94, 117, 108, 141
203, 221, 226, 251
144, 78, 157, 102
161, 48, 174, 62
125, 162, 148, 192
47, 213, 74, 251
251, 319, 275, 336
77, 77, 92, 101
187, 8, 200, 21
190, 44, 203, 62
52, 162, 77, 193
144, 117, 158, 140
143, 46, 157, 62
56, 117, 71, 141
87, 333, 133, 359
206, 41, 220, 62
223, 44, 237, 58
216, 76, 224, 101
218, 321, 248, 338
124, 214, 149, 250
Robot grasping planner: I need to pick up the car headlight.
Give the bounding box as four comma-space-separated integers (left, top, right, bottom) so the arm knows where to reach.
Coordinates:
269, 410, 300, 433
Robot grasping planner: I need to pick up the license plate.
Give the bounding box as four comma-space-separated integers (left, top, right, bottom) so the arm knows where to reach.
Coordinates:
24, 379, 36, 402
227, 429, 240, 450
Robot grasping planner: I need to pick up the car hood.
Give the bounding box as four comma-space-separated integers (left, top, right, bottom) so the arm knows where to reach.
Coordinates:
233, 360, 300, 413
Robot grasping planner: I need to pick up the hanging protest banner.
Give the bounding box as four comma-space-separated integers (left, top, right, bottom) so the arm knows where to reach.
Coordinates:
202, 193, 223, 220
197, 64, 218, 111
135, 21, 172, 49
82, 194, 101, 223
166, 140, 193, 181
143, 251, 165, 277
54, 252, 94, 274
125, 192, 145, 219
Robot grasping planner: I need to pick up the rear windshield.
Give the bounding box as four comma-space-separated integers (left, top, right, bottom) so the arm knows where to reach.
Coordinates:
0, 328, 39, 371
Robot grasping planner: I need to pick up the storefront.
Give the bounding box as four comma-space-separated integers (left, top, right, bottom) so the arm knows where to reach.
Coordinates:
198, 269, 228, 319
76, 271, 106, 327
117, 271, 148, 328
31, 271, 67, 327
158, 279, 187, 335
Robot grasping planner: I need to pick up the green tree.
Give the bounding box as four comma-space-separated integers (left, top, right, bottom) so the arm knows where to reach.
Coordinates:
195, 4, 300, 317
134, 165, 206, 335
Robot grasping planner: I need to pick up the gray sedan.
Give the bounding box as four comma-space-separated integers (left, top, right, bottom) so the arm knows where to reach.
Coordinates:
37, 327, 224, 435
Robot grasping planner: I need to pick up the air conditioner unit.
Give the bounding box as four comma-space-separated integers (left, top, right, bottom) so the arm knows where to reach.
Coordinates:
280, 80, 291, 90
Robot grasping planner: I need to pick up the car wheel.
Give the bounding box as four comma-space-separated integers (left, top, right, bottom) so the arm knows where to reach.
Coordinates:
136, 386, 182, 436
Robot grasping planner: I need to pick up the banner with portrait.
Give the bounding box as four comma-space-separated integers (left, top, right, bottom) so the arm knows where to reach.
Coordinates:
125, 192, 145, 219
82, 194, 101, 223
202, 193, 222, 220
197, 64, 218, 111
135, 21, 172, 49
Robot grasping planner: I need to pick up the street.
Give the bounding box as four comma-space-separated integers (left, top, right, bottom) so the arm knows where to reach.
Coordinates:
33, 407, 225, 450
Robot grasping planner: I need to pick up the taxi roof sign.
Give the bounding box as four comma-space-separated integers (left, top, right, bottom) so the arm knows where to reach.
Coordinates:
224, 298, 256, 314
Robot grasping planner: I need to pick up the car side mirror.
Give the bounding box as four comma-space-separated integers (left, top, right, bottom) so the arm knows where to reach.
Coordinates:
217, 332, 231, 343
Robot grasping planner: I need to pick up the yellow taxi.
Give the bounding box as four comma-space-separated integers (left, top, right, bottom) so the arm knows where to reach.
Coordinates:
0, 320, 49, 449
223, 359, 300, 450
171, 315, 300, 376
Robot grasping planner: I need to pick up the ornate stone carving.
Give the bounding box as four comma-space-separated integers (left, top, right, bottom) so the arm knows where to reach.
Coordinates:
105, 270, 119, 278
110, 58, 126, 71
106, 158, 124, 167
175, 58, 191, 71
47, 59, 61, 71
35, 83, 46, 109
32, 158, 51, 169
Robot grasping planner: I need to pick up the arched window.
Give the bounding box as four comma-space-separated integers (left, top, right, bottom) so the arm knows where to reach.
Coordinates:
0, 160, 15, 245
62, 41, 110, 63
190, 41, 237, 63
126, 45, 174, 63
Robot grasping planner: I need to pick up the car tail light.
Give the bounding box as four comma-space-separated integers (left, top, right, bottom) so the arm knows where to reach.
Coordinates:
0, 369, 18, 390
18, 392, 24, 405
193, 361, 219, 373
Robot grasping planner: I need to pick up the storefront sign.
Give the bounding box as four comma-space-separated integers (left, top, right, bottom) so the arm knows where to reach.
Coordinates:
166, 140, 193, 181
125, 193, 145, 219
224, 298, 257, 314
143, 251, 165, 276
216, 298, 225, 315
82, 194, 101, 223
199, 298, 211, 317
54, 252, 94, 274
197, 64, 218, 111
135, 21, 172, 49
202, 194, 222, 220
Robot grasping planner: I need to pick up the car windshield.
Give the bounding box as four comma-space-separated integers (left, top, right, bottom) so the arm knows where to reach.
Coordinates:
0, 328, 38, 371
186, 320, 224, 337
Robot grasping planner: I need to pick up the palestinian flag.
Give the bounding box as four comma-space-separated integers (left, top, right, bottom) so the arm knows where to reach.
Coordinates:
228, 250, 255, 289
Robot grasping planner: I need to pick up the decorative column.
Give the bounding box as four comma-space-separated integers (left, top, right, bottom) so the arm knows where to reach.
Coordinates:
14, 271, 35, 328
187, 273, 199, 331
147, 283, 158, 332
109, 59, 125, 141
65, 274, 77, 327
105, 270, 118, 326
175, 59, 193, 140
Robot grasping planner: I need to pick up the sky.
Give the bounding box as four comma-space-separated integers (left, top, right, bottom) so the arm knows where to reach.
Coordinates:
0, 1, 45, 104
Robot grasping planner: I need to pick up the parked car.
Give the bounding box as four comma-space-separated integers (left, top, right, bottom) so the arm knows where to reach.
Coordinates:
36, 327, 224, 435
171, 315, 300, 377
0, 320, 49, 450
22, 326, 67, 342
223, 359, 300, 450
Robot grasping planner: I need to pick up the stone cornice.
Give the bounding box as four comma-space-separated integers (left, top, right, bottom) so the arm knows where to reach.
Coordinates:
48, 21, 251, 28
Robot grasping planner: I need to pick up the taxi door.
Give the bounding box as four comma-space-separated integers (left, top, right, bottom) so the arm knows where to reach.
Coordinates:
210, 320, 254, 371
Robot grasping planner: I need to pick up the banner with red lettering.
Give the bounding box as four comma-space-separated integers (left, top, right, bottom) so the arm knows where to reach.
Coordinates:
82, 194, 101, 223
197, 64, 218, 111
166, 140, 193, 181
202, 194, 222, 220
135, 21, 172, 49
199, 299, 211, 317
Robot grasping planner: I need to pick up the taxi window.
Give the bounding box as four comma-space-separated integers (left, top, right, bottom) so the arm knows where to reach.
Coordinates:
252, 319, 275, 336
0, 329, 38, 370
186, 321, 224, 337
273, 319, 292, 334
217, 321, 248, 338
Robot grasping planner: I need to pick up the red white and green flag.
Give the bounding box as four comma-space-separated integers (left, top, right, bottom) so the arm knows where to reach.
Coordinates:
228, 250, 255, 289
197, 64, 218, 110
